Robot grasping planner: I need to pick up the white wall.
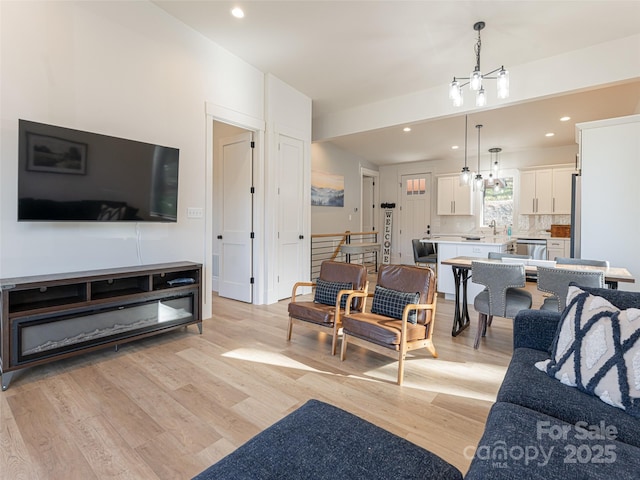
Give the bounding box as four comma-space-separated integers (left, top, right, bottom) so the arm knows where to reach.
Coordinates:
263, 74, 312, 304
1, 2, 300, 318
311, 142, 378, 234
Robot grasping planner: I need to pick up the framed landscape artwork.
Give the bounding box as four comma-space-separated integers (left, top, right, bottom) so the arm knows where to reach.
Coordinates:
311, 171, 344, 207
26, 133, 87, 175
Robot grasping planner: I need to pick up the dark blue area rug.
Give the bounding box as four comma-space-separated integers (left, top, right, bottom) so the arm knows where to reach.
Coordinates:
193, 399, 462, 480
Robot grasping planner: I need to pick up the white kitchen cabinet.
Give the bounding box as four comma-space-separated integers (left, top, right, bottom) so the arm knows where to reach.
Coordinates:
519, 167, 573, 215
520, 169, 553, 214
552, 168, 574, 214
437, 176, 473, 215
547, 238, 569, 260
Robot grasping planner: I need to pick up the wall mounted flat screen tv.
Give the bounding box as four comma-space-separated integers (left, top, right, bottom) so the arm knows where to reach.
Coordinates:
18, 120, 179, 222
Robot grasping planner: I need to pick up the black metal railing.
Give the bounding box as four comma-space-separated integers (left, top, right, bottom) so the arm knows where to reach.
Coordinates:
310, 231, 379, 280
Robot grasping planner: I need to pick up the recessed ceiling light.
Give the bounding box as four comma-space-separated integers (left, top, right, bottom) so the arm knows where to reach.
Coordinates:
451, 145, 459, 150
560, 116, 571, 122
231, 7, 245, 18
545, 132, 555, 137
403, 127, 411, 132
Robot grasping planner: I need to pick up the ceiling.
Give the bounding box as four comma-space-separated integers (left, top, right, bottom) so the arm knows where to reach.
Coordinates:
153, 1, 640, 165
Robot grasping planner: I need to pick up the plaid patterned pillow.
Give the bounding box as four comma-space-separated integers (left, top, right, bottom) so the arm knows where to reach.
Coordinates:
314, 279, 353, 309
371, 285, 420, 323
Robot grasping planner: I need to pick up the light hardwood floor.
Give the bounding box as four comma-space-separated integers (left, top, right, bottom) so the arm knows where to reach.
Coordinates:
0, 278, 546, 479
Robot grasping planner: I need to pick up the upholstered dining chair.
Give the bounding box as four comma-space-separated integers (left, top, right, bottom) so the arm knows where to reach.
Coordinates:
412, 239, 437, 270
488, 252, 534, 280
554, 257, 614, 288
537, 266, 605, 312
340, 264, 437, 385
554, 257, 609, 268
487, 252, 531, 260
471, 261, 533, 349
287, 261, 368, 355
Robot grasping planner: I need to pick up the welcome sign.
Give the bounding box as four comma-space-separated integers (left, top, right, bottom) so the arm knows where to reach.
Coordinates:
382, 210, 392, 264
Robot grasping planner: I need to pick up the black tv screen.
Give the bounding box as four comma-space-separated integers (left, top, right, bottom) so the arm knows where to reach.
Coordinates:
18, 120, 179, 222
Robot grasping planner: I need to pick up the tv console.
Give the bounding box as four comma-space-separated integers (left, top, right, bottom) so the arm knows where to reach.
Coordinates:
0, 261, 202, 390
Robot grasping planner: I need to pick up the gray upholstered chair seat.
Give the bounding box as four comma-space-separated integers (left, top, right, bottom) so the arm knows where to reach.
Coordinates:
540, 296, 560, 312
415, 254, 437, 264
471, 261, 533, 349
474, 287, 532, 318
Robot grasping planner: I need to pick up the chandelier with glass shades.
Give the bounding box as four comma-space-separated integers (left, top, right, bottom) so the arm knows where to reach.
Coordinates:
459, 118, 505, 193
449, 21, 509, 107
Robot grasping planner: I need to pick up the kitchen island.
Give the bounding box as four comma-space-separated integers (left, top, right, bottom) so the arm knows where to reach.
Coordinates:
424, 235, 516, 301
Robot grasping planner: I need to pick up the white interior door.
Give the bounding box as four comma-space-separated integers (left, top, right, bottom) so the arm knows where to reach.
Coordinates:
361, 169, 378, 232
219, 132, 254, 302
400, 173, 432, 264
277, 134, 305, 300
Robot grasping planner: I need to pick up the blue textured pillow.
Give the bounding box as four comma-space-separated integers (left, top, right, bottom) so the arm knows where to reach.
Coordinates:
371, 285, 420, 323
314, 279, 353, 309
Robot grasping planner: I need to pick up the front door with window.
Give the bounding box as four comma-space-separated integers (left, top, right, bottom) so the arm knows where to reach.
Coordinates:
400, 173, 432, 264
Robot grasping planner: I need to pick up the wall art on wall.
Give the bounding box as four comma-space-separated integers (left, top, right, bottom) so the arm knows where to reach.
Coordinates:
26, 133, 87, 175
311, 171, 344, 207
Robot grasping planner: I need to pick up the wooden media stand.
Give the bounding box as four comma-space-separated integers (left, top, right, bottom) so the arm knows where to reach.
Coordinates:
0, 261, 202, 390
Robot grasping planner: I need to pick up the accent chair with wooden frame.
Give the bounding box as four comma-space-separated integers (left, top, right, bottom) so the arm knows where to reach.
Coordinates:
340, 264, 438, 385
287, 260, 368, 355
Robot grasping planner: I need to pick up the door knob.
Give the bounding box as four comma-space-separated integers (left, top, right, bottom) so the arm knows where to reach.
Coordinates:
299, 235, 304, 239
217, 235, 222, 239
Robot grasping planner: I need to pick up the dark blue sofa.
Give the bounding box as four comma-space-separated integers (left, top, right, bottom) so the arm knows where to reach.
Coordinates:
465, 286, 640, 479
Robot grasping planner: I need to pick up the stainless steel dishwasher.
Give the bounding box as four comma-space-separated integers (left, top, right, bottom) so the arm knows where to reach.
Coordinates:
515, 238, 547, 259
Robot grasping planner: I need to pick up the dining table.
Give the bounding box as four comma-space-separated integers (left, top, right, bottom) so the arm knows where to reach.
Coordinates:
441, 256, 636, 337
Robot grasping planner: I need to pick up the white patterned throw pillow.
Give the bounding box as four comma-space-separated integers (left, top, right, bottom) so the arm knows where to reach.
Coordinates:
535, 286, 640, 416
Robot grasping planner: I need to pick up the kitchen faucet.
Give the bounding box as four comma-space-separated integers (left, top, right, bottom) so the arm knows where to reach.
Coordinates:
489, 219, 497, 235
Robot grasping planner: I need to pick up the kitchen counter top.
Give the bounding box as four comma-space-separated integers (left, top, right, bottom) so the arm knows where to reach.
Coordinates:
423, 235, 515, 246
433, 236, 516, 301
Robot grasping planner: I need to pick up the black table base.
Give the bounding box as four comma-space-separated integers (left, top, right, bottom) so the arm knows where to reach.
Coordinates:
451, 265, 471, 336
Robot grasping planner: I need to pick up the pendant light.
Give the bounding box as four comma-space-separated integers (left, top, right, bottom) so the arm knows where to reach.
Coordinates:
488, 147, 502, 192
459, 115, 471, 186
449, 21, 510, 107
490, 147, 501, 174
474, 124, 484, 191
486, 148, 496, 186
